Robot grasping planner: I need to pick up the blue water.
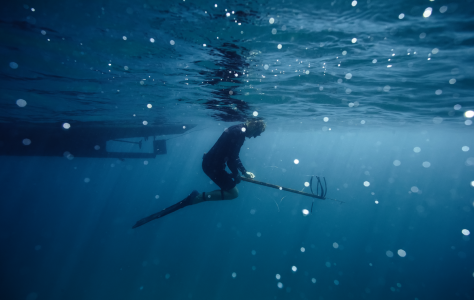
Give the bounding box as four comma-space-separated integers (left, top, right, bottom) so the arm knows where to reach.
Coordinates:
1, 0, 474, 299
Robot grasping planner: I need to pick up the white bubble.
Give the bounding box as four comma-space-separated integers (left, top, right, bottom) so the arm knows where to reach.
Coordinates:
276, 274, 281, 280
449, 79, 456, 84
363, 181, 370, 187
292, 266, 297, 272
435, 89, 442, 95
144, 161, 148, 165
84, 178, 90, 183
325, 261, 331, 268
183, 126, 186, 129
420, 32, 426, 39
351, 0, 357, 6
146, 104, 152, 109
269, 18, 275, 24
9, 62, 18, 69
440, 6, 448, 13
304, 182, 310, 187
229, 90, 233, 95
386, 250, 394, 258
398, 249, 406, 257
465, 110, 474, 118
432, 48, 439, 55
372, 59, 377, 63
305, 70, 310, 74
277, 44, 282, 49
466, 120, 473, 126
399, 13, 405, 19
203, 44, 206, 47
264, 64, 269, 70
312, 278, 316, 283
323, 117, 329, 122
232, 272, 237, 278
454, 104, 461, 110
393, 160, 401, 166
344, 73, 353, 80
345, 88, 352, 94
94, 145, 100, 150
170, 40, 175, 45
294, 159, 299, 164
150, 38, 155, 43
411, 186, 419, 193
334, 280, 340, 285
241, 127, 246, 132
351, 38, 357, 43
387, 65, 392, 68
277, 282, 283, 288
375, 200, 379, 204
471, 181, 474, 187
16, 99, 27, 107
433, 117, 443, 124
143, 121, 148, 125
462, 146, 470, 152
361, 120, 366, 124
422, 161, 431, 168
342, 51, 347, 55
257, 232, 261, 237
123, 36, 127, 40
251, 250, 256, 255
383, 85, 391, 92
462, 229, 470, 236
155, 195, 160, 199
413, 147, 421, 153
63, 123, 70, 129
272, 28, 277, 34
301, 247, 305, 252
23, 139, 31, 146
124, 66, 129, 70
302, 209, 310, 216
333, 242, 339, 249
423, 7, 432, 18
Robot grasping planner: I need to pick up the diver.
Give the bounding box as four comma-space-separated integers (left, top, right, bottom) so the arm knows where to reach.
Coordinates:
132, 119, 266, 228
192, 119, 266, 204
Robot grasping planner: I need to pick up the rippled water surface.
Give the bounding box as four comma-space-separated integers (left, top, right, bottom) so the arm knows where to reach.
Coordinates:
2, 0, 474, 127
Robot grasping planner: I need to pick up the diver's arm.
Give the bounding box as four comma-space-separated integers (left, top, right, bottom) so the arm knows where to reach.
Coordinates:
228, 156, 247, 176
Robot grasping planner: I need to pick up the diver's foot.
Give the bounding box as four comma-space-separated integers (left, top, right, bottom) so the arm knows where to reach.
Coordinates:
184, 190, 199, 205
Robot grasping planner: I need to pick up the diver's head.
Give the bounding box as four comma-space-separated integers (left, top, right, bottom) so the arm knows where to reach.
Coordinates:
244, 119, 266, 138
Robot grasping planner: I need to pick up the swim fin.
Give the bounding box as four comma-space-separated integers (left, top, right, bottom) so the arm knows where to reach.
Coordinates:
132, 190, 199, 229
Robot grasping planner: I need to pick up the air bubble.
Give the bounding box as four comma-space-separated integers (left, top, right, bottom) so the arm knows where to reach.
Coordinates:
398, 249, 406, 257
16, 99, 27, 107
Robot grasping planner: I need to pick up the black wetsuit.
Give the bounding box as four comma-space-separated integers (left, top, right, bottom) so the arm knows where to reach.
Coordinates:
202, 124, 248, 190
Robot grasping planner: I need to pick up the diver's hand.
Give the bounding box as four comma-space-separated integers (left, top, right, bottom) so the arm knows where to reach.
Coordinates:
243, 171, 255, 179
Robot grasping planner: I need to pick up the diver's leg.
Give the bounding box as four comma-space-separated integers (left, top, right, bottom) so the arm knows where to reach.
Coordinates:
192, 187, 239, 205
